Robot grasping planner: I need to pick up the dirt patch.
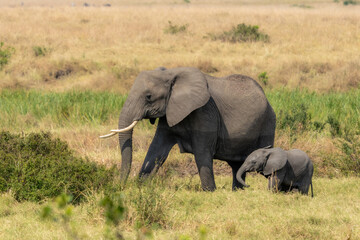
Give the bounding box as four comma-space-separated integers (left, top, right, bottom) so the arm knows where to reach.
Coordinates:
164, 157, 233, 177
54, 67, 73, 79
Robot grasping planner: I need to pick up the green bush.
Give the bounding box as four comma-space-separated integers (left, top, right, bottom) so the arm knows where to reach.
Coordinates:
258, 72, 269, 86
326, 134, 360, 177
277, 103, 313, 132
164, 21, 188, 35
343, 0, 358, 5
33, 46, 48, 57
0, 131, 117, 203
0, 42, 15, 70
208, 23, 269, 43
327, 115, 342, 137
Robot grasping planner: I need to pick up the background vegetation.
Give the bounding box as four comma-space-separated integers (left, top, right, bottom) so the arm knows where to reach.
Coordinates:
0, 0, 359, 239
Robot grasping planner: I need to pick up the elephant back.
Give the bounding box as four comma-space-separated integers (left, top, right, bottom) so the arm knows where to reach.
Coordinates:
206, 74, 270, 136
286, 149, 312, 178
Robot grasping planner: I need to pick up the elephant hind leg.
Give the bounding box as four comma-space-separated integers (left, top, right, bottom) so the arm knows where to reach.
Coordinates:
257, 105, 276, 148
297, 172, 312, 195
298, 180, 311, 195
194, 153, 216, 191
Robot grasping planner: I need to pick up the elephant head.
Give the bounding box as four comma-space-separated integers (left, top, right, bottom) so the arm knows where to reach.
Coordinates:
102, 67, 211, 182
236, 146, 283, 187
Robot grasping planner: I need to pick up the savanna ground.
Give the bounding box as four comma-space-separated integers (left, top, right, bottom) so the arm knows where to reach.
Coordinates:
0, 0, 360, 239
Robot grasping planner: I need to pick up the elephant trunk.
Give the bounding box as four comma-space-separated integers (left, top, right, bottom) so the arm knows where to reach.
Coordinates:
118, 130, 133, 183
118, 97, 143, 183
236, 165, 250, 188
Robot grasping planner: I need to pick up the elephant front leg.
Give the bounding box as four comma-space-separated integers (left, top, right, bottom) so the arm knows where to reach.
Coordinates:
139, 126, 176, 178
268, 175, 280, 192
227, 161, 246, 191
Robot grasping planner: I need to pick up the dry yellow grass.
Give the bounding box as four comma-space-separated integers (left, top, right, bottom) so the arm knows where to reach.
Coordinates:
1, 176, 359, 239
0, 2, 359, 93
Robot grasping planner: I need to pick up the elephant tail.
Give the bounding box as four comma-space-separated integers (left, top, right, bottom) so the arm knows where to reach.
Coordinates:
310, 182, 314, 198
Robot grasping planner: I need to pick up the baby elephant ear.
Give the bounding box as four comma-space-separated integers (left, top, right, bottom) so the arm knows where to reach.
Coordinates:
263, 149, 287, 176
166, 67, 210, 127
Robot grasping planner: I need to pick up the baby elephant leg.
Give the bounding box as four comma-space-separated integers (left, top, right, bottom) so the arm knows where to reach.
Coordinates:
268, 170, 285, 193
298, 177, 311, 195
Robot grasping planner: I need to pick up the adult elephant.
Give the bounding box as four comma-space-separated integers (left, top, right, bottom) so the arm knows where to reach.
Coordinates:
101, 67, 276, 191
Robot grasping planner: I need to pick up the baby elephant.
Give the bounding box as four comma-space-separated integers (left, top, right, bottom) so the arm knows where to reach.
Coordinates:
236, 147, 313, 197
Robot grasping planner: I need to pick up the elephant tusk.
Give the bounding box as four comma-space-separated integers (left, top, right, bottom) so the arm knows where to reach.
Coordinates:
110, 121, 138, 133
99, 121, 138, 139
99, 132, 117, 139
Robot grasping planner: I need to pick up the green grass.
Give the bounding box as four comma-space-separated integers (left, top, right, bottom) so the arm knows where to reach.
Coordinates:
0, 176, 359, 239
267, 88, 360, 134
0, 90, 127, 128
1, 89, 359, 134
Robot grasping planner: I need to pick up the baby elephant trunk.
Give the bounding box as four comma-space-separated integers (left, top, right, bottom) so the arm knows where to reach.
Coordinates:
236, 165, 250, 188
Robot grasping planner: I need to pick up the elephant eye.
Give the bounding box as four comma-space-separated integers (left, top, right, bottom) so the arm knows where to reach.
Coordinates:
145, 94, 152, 102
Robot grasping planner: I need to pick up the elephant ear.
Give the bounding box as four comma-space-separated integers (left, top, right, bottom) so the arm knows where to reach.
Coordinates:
263, 149, 288, 176
166, 68, 210, 127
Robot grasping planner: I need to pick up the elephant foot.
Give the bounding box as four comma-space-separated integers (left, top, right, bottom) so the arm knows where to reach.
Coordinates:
232, 185, 246, 191
201, 185, 216, 192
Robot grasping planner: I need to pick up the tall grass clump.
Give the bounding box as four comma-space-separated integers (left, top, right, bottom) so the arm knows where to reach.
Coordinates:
33, 46, 48, 57
258, 71, 269, 86
128, 178, 170, 228
0, 42, 15, 70
164, 21, 188, 35
0, 131, 117, 203
207, 23, 269, 43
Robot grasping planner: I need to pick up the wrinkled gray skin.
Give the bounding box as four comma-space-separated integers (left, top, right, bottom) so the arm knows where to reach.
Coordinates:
236, 147, 314, 196
118, 67, 276, 191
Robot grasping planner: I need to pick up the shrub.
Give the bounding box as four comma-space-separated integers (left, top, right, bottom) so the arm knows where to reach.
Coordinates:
129, 178, 169, 228
326, 133, 360, 176
338, 137, 360, 175
40, 193, 79, 239
278, 103, 312, 132
100, 194, 126, 239
33, 46, 48, 57
164, 21, 188, 35
343, 0, 358, 5
292, 4, 313, 8
327, 115, 342, 137
258, 72, 269, 86
208, 23, 269, 43
0, 131, 116, 203
0, 42, 15, 70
